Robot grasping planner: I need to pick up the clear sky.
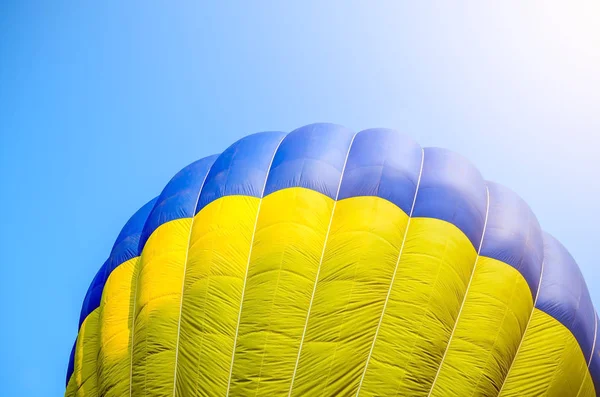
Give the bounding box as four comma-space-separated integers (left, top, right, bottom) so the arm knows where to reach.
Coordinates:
1, 1, 599, 395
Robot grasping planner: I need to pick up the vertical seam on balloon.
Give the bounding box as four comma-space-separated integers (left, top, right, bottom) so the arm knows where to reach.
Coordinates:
526, 261, 588, 395
426, 186, 490, 396
496, 258, 546, 396
466, 270, 523, 397
590, 312, 598, 367
575, 311, 599, 397
225, 135, 286, 397
287, 132, 358, 397
114, 199, 156, 397
462, 203, 535, 397
128, 206, 162, 397
128, 256, 142, 397
128, 207, 163, 397
355, 147, 425, 397
95, 281, 106, 394
171, 163, 217, 397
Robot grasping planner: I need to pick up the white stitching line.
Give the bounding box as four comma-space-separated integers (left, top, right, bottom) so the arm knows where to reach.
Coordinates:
355, 147, 425, 397
590, 312, 598, 367
496, 259, 546, 396
129, 241, 153, 396
171, 162, 216, 397
225, 136, 286, 397
426, 186, 491, 396
287, 133, 358, 397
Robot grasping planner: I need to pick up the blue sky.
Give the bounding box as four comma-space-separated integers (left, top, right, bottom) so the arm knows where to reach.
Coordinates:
1, 2, 599, 395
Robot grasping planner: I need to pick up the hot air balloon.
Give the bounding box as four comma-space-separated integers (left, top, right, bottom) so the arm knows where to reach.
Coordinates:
65, 123, 599, 397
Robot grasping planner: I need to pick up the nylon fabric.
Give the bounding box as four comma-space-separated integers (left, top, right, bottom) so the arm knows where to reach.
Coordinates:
76, 197, 158, 334
536, 233, 596, 363
65, 375, 77, 397
289, 196, 410, 396
140, 156, 218, 248
288, 132, 358, 393
97, 257, 140, 397
358, 218, 478, 396
428, 257, 533, 396
263, 124, 355, 199
358, 147, 488, 396
426, 182, 544, 396
67, 341, 76, 387
588, 314, 600, 393
172, 130, 285, 396
194, 131, 286, 213
131, 218, 193, 396
499, 309, 594, 396
426, 186, 490, 396
479, 182, 544, 297
496, 233, 599, 397
412, 148, 487, 248
78, 265, 108, 329
129, 154, 215, 396
64, 123, 600, 397
174, 196, 260, 396
337, 128, 422, 214
228, 188, 334, 395
72, 309, 100, 397
65, 197, 157, 394
578, 375, 597, 397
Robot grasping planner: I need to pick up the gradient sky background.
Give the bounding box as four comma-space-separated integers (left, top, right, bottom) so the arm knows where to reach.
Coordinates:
1, 1, 599, 395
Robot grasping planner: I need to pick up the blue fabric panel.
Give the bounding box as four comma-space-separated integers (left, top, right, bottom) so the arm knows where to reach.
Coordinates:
78, 263, 108, 328
65, 124, 600, 393
78, 198, 159, 327
338, 128, 423, 214
589, 313, 600, 393
264, 123, 355, 199
537, 233, 596, 362
66, 340, 76, 386
67, 198, 157, 385
106, 197, 157, 274
112, 197, 158, 252
412, 147, 488, 248
480, 182, 544, 298
140, 155, 218, 247
572, 283, 596, 362
196, 131, 286, 213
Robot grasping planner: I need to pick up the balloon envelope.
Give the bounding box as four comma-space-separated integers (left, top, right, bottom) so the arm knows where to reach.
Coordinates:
65, 123, 599, 397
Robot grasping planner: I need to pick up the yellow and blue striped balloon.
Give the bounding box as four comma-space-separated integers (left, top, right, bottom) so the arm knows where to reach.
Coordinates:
65, 123, 599, 397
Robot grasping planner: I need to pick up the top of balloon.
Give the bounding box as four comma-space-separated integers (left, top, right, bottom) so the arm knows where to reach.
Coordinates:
66, 123, 599, 397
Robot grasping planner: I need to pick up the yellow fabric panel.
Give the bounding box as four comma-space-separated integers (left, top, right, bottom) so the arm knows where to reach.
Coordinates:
65, 375, 77, 397
97, 256, 139, 397
289, 196, 409, 396
228, 187, 334, 396
577, 375, 596, 397
359, 217, 478, 396
131, 218, 192, 396
499, 308, 592, 397
174, 195, 259, 396
72, 309, 99, 397
428, 256, 533, 397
